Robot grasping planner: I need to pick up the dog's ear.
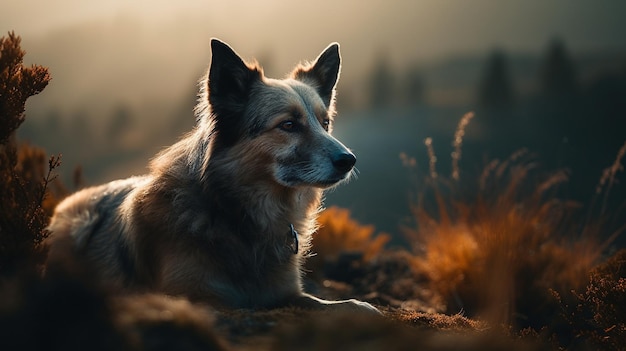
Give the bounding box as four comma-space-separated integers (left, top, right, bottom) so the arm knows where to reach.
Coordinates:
208, 39, 262, 145
292, 43, 341, 108
208, 38, 262, 111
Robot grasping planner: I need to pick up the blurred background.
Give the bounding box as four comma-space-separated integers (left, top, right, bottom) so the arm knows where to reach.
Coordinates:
5, 0, 626, 240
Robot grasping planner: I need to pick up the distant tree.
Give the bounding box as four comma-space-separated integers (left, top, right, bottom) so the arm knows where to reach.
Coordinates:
44, 109, 62, 134
69, 110, 92, 144
168, 81, 200, 140
106, 104, 134, 143
368, 52, 395, 108
539, 38, 578, 97
403, 65, 425, 106
477, 49, 515, 109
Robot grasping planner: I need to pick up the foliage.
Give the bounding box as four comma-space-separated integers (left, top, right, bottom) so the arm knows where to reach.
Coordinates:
315, 206, 390, 261
553, 249, 626, 350
0, 32, 50, 144
0, 31, 60, 276
403, 114, 614, 332
307, 206, 390, 281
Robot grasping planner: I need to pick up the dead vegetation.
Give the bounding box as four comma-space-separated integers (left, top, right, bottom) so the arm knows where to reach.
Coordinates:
0, 31, 59, 276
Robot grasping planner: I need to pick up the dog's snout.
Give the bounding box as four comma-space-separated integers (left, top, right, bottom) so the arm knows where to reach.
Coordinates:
332, 151, 356, 173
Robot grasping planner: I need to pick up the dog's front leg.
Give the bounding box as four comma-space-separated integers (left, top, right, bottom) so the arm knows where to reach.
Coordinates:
288, 293, 381, 315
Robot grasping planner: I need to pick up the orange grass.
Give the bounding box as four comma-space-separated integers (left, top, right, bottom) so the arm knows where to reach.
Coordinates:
312, 206, 390, 262
403, 113, 618, 329
307, 206, 390, 281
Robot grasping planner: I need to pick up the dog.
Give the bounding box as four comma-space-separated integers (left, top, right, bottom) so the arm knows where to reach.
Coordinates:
46, 39, 379, 314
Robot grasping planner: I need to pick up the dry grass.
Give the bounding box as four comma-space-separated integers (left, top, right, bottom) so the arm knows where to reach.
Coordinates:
403, 113, 617, 332
307, 206, 390, 280
315, 206, 390, 261
451, 111, 475, 181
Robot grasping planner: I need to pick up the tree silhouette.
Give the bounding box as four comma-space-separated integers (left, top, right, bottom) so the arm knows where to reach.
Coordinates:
477, 49, 514, 109
403, 65, 425, 106
368, 52, 395, 108
539, 38, 578, 97
106, 104, 134, 144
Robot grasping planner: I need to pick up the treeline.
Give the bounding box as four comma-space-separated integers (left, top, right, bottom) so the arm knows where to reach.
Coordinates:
359, 38, 625, 112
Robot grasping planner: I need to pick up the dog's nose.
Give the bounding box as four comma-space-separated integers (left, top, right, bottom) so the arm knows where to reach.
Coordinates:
332, 152, 356, 173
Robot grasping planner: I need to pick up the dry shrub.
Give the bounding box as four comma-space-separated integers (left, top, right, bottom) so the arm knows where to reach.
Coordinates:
306, 208, 444, 311
0, 32, 50, 144
404, 113, 615, 331
313, 206, 390, 261
552, 249, 626, 350
306, 206, 390, 299
0, 31, 61, 276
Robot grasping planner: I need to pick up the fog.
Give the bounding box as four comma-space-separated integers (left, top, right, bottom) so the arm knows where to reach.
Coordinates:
6, 1, 626, 117
5, 0, 626, 238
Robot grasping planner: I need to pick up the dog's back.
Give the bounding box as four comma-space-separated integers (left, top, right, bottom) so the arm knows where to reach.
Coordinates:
47, 176, 150, 288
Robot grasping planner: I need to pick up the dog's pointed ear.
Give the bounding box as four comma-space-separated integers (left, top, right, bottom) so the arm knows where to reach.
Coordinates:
292, 43, 341, 108
208, 38, 262, 108
207, 39, 263, 146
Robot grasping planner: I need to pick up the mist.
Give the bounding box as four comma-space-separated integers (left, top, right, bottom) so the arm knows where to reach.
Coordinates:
6, 0, 626, 236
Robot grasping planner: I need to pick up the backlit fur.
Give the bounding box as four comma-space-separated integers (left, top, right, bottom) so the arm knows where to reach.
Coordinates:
46, 39, 378, 313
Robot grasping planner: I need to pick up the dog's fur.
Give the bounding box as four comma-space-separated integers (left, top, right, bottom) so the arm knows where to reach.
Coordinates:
46, 39, 378, 313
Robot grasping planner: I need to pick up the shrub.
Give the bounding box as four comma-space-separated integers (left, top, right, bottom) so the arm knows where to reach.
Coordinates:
403, 113, 614, 331
307, 206, 390, 282
0, 31, 58, 276
553, 249, 626, 350
314, 207, 390, 261
0, 32, 50, 144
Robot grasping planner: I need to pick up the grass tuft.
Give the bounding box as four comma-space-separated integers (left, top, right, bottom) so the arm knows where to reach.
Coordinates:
403, 113, 615, 332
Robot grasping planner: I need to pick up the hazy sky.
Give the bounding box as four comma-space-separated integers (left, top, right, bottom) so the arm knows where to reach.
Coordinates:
4, 0, 626, 118
6, 0, 626, 57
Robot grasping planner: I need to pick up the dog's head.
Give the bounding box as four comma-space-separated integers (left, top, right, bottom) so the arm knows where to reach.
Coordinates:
202, 39, 355, 189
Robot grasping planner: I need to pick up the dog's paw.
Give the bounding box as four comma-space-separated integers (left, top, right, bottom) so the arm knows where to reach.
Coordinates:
338, 299, 382, 315
292, 294, 382, 315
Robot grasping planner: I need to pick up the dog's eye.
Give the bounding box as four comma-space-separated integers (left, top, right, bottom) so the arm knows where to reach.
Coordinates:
322, 119, 330, 131
278, 120, 297, 132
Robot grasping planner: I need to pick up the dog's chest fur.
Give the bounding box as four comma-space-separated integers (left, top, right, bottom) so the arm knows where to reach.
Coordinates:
124, 161, 320, 308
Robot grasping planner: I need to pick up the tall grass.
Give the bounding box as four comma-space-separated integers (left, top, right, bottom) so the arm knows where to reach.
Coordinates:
403, 112, 623, 330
